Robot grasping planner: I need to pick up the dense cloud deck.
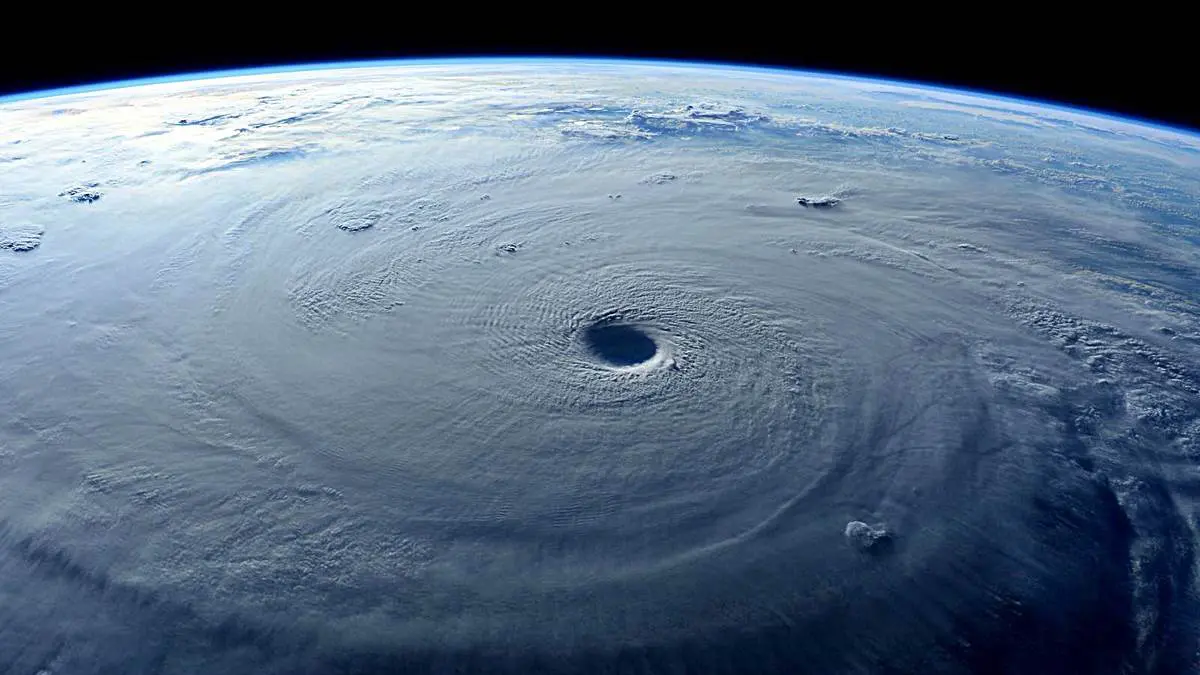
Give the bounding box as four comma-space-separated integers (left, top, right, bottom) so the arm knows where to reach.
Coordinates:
0, 61, 1197, 675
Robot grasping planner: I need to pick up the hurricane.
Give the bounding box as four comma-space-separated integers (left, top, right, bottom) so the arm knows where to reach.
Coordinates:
0, 59, 1197, 674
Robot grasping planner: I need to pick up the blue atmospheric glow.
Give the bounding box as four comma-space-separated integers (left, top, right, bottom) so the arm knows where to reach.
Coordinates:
1, 56, 1195, 139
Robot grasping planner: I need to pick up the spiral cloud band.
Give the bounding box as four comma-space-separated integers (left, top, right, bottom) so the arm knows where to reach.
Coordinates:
0, 61, 1197, 674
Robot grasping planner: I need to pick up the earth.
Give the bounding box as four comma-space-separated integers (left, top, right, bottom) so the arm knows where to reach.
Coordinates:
1, 59, 1198, 675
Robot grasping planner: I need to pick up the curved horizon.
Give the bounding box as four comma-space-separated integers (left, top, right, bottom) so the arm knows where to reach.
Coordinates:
2, 55, 1196, 140
1, 47, 1197, 675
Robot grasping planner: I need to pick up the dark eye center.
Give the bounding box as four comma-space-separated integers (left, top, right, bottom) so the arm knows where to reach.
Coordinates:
582, 322, 658, 367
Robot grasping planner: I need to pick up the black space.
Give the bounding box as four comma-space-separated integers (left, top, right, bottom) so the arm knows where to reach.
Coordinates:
1, 26, 1192, 132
